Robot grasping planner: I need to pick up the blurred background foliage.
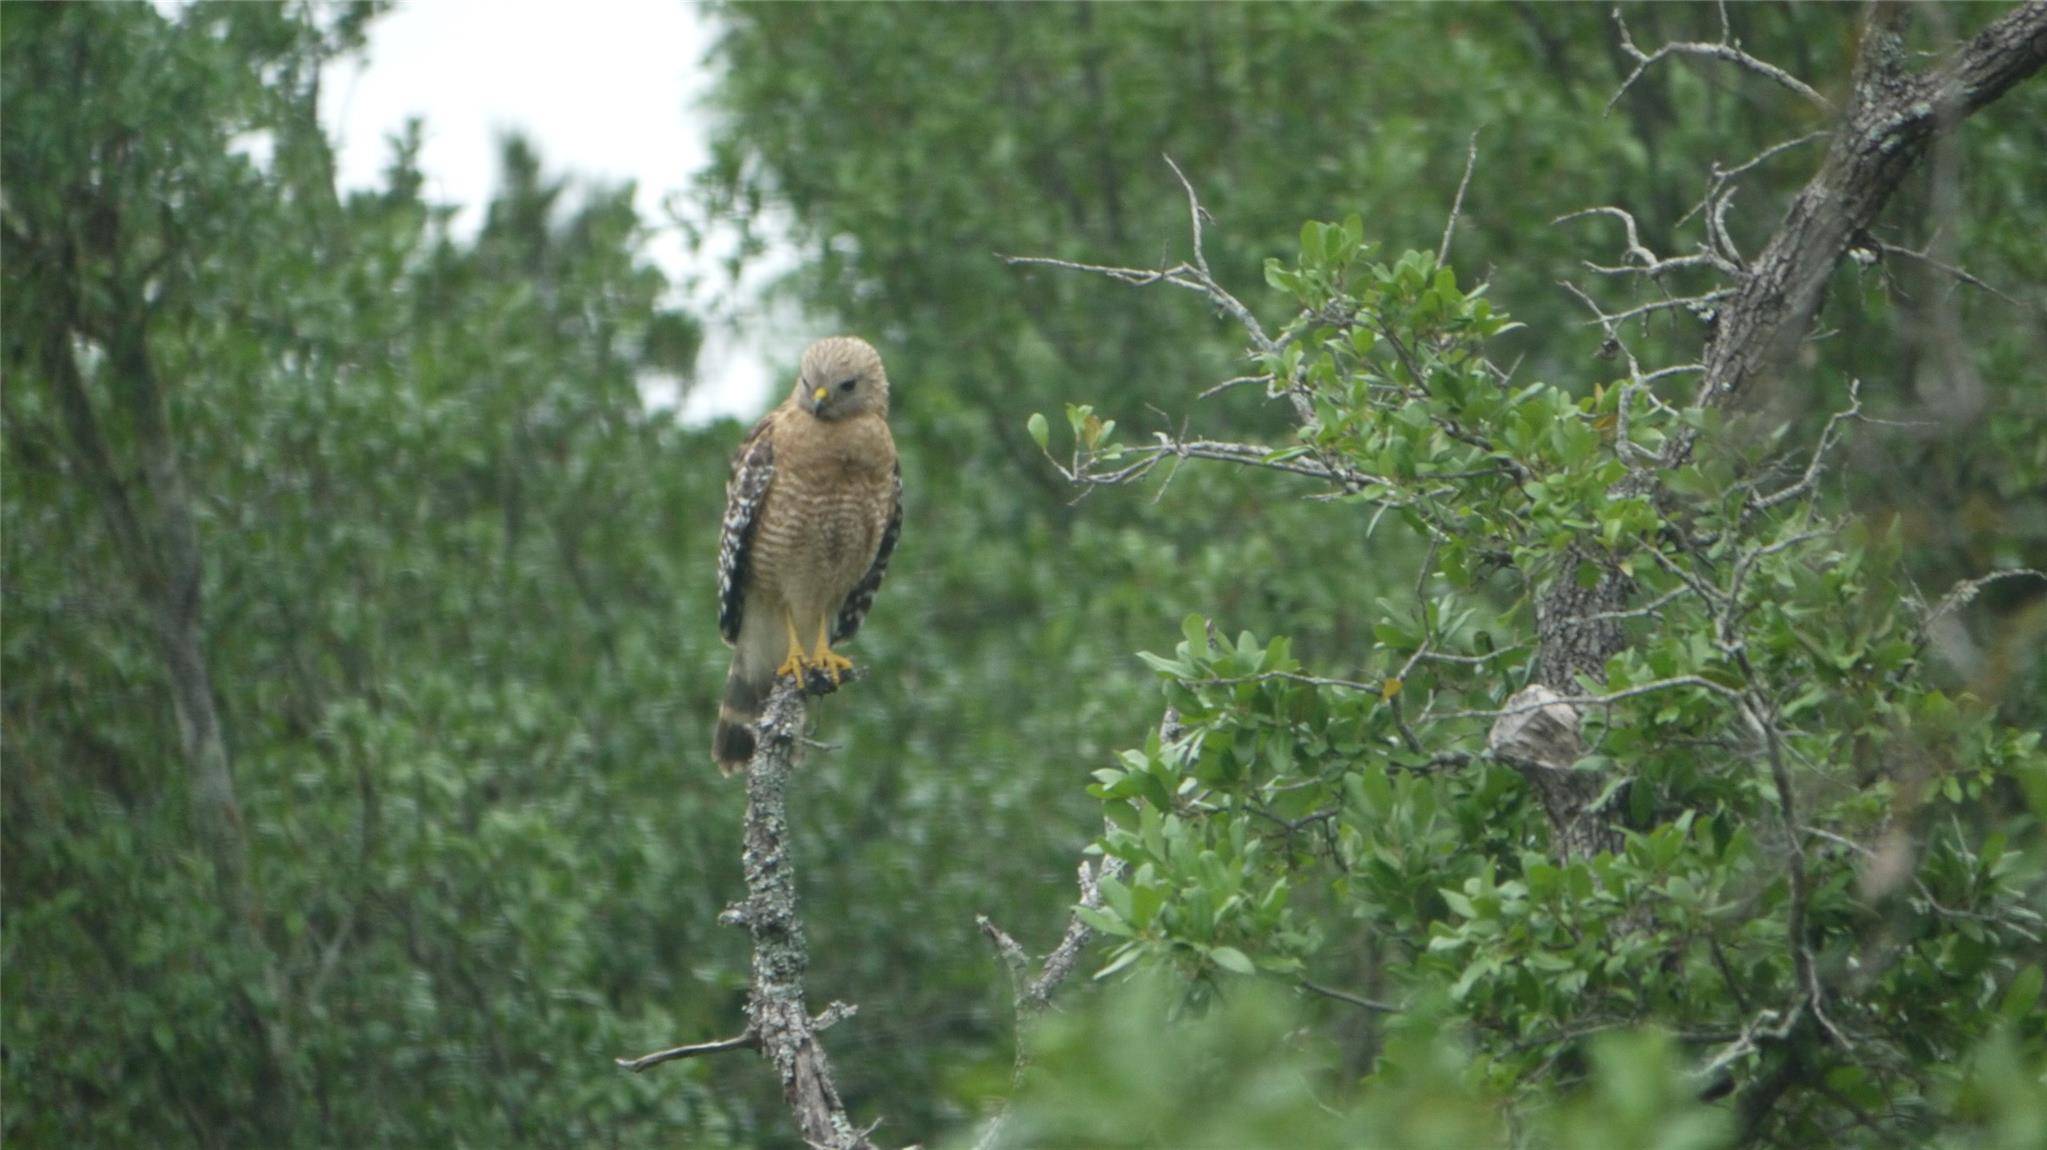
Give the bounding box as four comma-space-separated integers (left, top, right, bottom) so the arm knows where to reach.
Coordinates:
3, 2, 2042, 1147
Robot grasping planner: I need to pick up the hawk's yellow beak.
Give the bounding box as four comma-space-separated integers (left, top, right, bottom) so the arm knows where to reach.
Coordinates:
813, 386, 830, 403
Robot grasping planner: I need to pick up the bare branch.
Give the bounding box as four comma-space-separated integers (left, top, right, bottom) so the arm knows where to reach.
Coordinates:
1163, 154, 1213, 280
972, 713, 1183, 1150
1922, 567, 2047, 628
1741, 699, 1850, 1050
1871, 237, 2034, 309
1553, 206, 1658, 270
1196, 372, 1274, 400
617, 1031, 757, 1073
1695, 1003, 1803, 1085
1747, 379, 1863, 516
1433, 675, 1746, 725
1437, 130, 1481, 267
1033, 860, 1131, 1003
1005, 158, 1316, 427
1677, 131, 1832, 229
1677, 0, 2047, 462
1607, 4, 1833, 116
643, 679, 875, 1149
1299, 979, 1402, 1015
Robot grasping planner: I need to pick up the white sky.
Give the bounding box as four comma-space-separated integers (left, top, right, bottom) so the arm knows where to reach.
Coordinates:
322, 0, 800, 423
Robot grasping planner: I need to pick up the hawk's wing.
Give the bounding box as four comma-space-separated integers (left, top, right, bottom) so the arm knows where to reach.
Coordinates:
717, 418, 776, 646
832, 460, 902, 644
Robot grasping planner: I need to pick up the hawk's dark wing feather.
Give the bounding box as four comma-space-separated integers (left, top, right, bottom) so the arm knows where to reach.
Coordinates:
717, 420, 776, 645
832, 461, 901, 644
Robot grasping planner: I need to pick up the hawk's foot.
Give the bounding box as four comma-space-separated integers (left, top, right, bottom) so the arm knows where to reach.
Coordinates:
806, 621, 855, 687
809, 644, 855, 685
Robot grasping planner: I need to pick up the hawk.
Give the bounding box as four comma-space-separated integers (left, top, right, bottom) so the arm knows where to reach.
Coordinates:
712, 336, 902, 773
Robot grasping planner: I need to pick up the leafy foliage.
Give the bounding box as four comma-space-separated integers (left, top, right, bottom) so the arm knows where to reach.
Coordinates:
1019, 83, 2046, 1150
5, 3, 2044, 1149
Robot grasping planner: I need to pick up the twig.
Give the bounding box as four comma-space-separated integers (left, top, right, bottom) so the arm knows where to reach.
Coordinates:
972, 714, 1176, 1150
1742, 699, 1850, 1051
1437, 130, 1481, 267
1678, 131, 1832, 229
1191, 669, 1382, 694
1607, 3, 1833, 115
617, 1030, 757, 1072
1922, 567, 2047, 628
1871, 237, 2032, 308
1299, 978, 1402, 1015
1747, 380, 1863, 516
1197, 373, 1274, 401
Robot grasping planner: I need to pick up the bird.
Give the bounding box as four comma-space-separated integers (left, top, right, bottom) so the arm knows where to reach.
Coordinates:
712, 336, 902, 773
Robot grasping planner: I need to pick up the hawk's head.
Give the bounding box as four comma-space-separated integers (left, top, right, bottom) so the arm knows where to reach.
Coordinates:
795, 336, 889, 421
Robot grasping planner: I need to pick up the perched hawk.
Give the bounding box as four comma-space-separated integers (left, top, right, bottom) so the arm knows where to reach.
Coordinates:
712, 336, 902, 773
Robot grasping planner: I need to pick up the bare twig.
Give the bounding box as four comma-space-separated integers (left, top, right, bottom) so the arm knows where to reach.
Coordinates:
1299, 979, 1402, 1015
1607, 3, 1833, 115
1922, 567, 2047, 628
1673, 1, 2047, 464
1677, 131, 1832, 229
1437, 130, 1481, 267
1430, 674, 1745, 725
617, 1030, 757, 1072
1741, 699, 1850, 1050
1694, 1003, 1804, 1085
1871, 237, 2033, 309
1747, 380, 1863, 516
972, 714, 1177, 1150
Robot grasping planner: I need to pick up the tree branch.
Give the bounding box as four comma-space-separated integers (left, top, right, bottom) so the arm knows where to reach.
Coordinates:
616, 1030, 758, 1072
1677, 0, 2047, 463
1608, 2, 1834, 115
730, 679, 873, 1148
622, 678, 875, 1147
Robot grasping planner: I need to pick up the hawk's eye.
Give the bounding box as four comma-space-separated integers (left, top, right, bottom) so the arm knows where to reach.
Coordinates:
838, 378, 858, 393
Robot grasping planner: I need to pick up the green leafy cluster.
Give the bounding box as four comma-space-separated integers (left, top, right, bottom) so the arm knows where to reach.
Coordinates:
1035, 216, 2047, 1143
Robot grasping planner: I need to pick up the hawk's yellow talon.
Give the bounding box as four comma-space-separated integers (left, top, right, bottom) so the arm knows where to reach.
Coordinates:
809, 621, 855, 685
813, 647, 855, 684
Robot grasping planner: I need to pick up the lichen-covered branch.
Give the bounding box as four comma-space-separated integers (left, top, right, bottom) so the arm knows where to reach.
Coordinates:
727, 679, 873, 1150
620, 677, 872, 1149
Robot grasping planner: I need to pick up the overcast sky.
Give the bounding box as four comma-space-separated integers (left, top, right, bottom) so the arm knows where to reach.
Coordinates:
321, 0, 796, 423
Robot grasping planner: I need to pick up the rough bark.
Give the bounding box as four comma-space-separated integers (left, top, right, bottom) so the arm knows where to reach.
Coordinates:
1683, 0, 2047, 448
1528, 1, 2047, 855
722, 681, 873, 1150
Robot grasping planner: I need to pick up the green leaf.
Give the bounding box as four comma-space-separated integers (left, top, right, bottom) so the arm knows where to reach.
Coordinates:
2000, 965, 2043, 1022
1026, 411, 1050, 451
1075, 906, 1133, 938
1209, 946, 1256, 975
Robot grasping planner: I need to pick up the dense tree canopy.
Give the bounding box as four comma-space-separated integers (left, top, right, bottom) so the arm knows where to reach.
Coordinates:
4, 3, 2043, 1148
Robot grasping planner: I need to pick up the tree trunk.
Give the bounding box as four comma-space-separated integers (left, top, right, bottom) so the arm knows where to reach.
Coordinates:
48, 296, 297, 1130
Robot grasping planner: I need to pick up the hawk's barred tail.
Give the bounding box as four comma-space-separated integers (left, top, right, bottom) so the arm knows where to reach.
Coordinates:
712, 664, 770, 774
